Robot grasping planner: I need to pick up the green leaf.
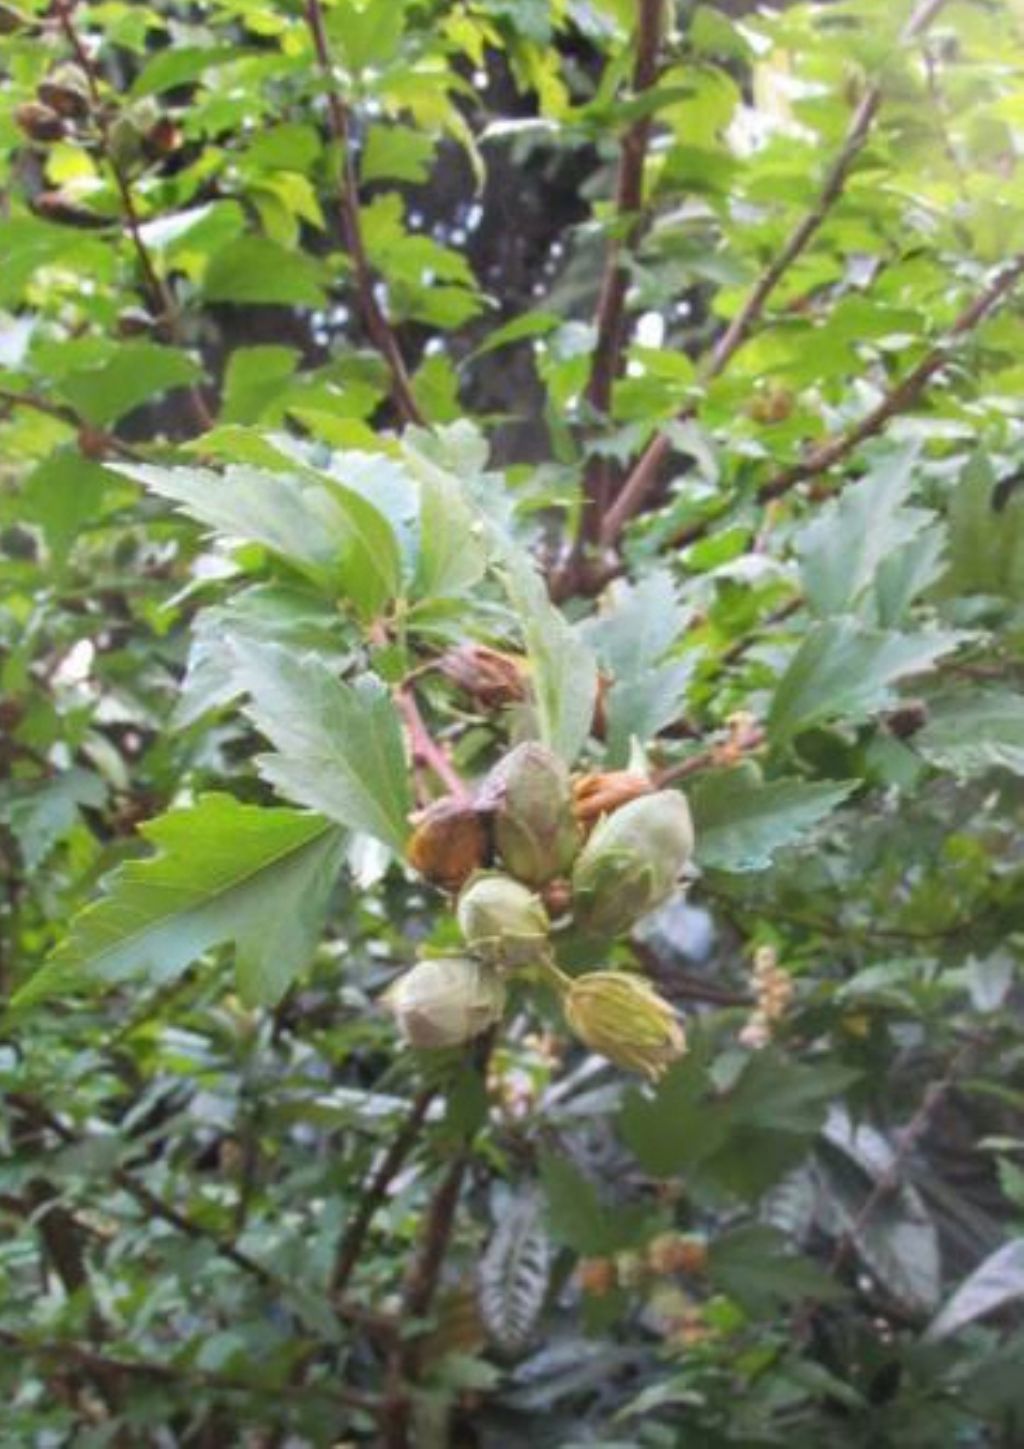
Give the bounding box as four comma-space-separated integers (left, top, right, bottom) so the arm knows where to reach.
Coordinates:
796, 446, 935, 617
15, 797, 345, 1008
203, 235, 327, 306
709, 1225, 844, 1311
118, 462, 400, 615
768, 620, 961, 745
0, 768, 106, 871
56, 342, 202, 427
538, 1152, 647, 1255
582, 570, 692, 765
927, 1240, 1024, 1341
232, 642, 412, 851
362, 124, 436, 184
691, 763, 856, 872
941, 454, 1024, 602
410, 452, 489, 599
501, 555, 597, 764
916, 691, 1024, 777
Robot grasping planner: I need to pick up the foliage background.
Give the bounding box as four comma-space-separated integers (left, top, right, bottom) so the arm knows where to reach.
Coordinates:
3, 0, 1024, 1445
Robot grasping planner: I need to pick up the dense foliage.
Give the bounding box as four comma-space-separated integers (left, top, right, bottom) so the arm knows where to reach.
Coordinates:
3, 0, 1024, 1444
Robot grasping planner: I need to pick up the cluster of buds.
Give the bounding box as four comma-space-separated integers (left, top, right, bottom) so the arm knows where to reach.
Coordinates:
738, 944, 794, 1049
15, 64, 90, 145
578, 1233, 708, 1299
391, 742, 695, 1078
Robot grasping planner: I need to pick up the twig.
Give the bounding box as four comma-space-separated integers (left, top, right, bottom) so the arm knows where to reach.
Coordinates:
757, 253, 1024, 500
331, 1085, 437, 1296
0, 1329, 379, 1413
576, 0, 664, 551
54, 2, 212, 434
653, 723, 765, 788
0, 387, 145, 460
303, 0, 423, 427
598, 0, 950, 548
397, 686, 468, 801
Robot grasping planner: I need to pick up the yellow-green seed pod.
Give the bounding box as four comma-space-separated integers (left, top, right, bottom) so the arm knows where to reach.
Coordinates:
456, 871, 550, 970
563, 970, 685, 1079
489, 743, 581, 888
572, 790, 694, 937
385, 956, 505, 1049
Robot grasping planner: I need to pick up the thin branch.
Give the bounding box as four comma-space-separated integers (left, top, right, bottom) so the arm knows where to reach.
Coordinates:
0, 387, 145, 460
599, 0, 950, 548
0, 1329, 379, 1413
653, 722, 766, 788
398, 686, 468, 801
331, 1085, 437, 1297
757, 253, 1024, 500
304, 0, 424, 427
54, 2, 212, 434
576, 0, 664, 551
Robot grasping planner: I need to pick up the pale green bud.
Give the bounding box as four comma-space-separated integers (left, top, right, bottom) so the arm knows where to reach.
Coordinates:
456, 871, 550, 970
490, 743, 580, 888
563, 971, 685, 1080
572, 790, 694, 937
385, 956, 505, 1049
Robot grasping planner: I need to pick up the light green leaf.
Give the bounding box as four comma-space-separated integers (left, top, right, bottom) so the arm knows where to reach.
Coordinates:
0, 769, 106, 872
768, 620, 962, 745
410, 452, 489, 599
203, 235, 327, 306
941, 454, 1024, 602
57, 342, 202, 427
232, 642, 412, 851
691, 764, 855, 872
15, 797, 345, 1008
117, 462, 400, 615
916, 691, 1024, 777
582, 571, 692, 765
796, 446, 933, 617
501, 556, 597, 764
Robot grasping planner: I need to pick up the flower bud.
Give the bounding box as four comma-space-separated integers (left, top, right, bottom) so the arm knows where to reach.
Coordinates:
571, 789, 694, 937
439, 643, 528, 710
489, 743, 580, 888
563, 971, 685, 1080
646, 1232, 708, 1277
15, 101, 66, 143
572, 770, 652, 830
385, 956, 505, 1049
406, 796, 490, 893
37, 64, 91, 120
577, 1257, 617, 1297
456, 871, 549, 969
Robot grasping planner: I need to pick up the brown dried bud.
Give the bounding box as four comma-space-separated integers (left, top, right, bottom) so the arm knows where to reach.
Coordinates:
0, 5, 30, 35
406, 795, 490, 893
15, 101, 66, 143
32, 191, 109, 229
77, 427, 110, 461
438, 643, 528, 710
572, 771, 653, 831
37, 64, 91, 120
144, 115, 183, 159
577, 1257, 617, 1297
646, 1232, 708, 1277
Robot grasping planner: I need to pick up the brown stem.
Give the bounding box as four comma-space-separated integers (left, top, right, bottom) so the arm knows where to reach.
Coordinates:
576, 0, 664, 551
599, 0, 950, 549
304, 0, 424, 427
757, 253, 1024, 501
397, 686, 468, 801
331, 1085, 437, 1296
54, 2, 212, 434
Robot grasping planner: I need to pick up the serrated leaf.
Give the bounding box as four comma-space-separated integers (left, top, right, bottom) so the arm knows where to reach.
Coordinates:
709, 1225, 844, 1311
479, 1194, 551, 1354
0, 768, 106, 871
231, 642, 412, 851
796, 446, 932, 617
15, 796, 345, 1009
768, 620, 961, 745
941, 454, 1024, 602
501, 557, 597, 764
691, 763, 855, 872
55, 342, 203, 427
411, 452, 488, 598
581, 571, 692, 765
117, 462, 400, 615
538, 1152, 646, 1255
927, 1239, 1024, 1340
916, 691, 1024, 777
